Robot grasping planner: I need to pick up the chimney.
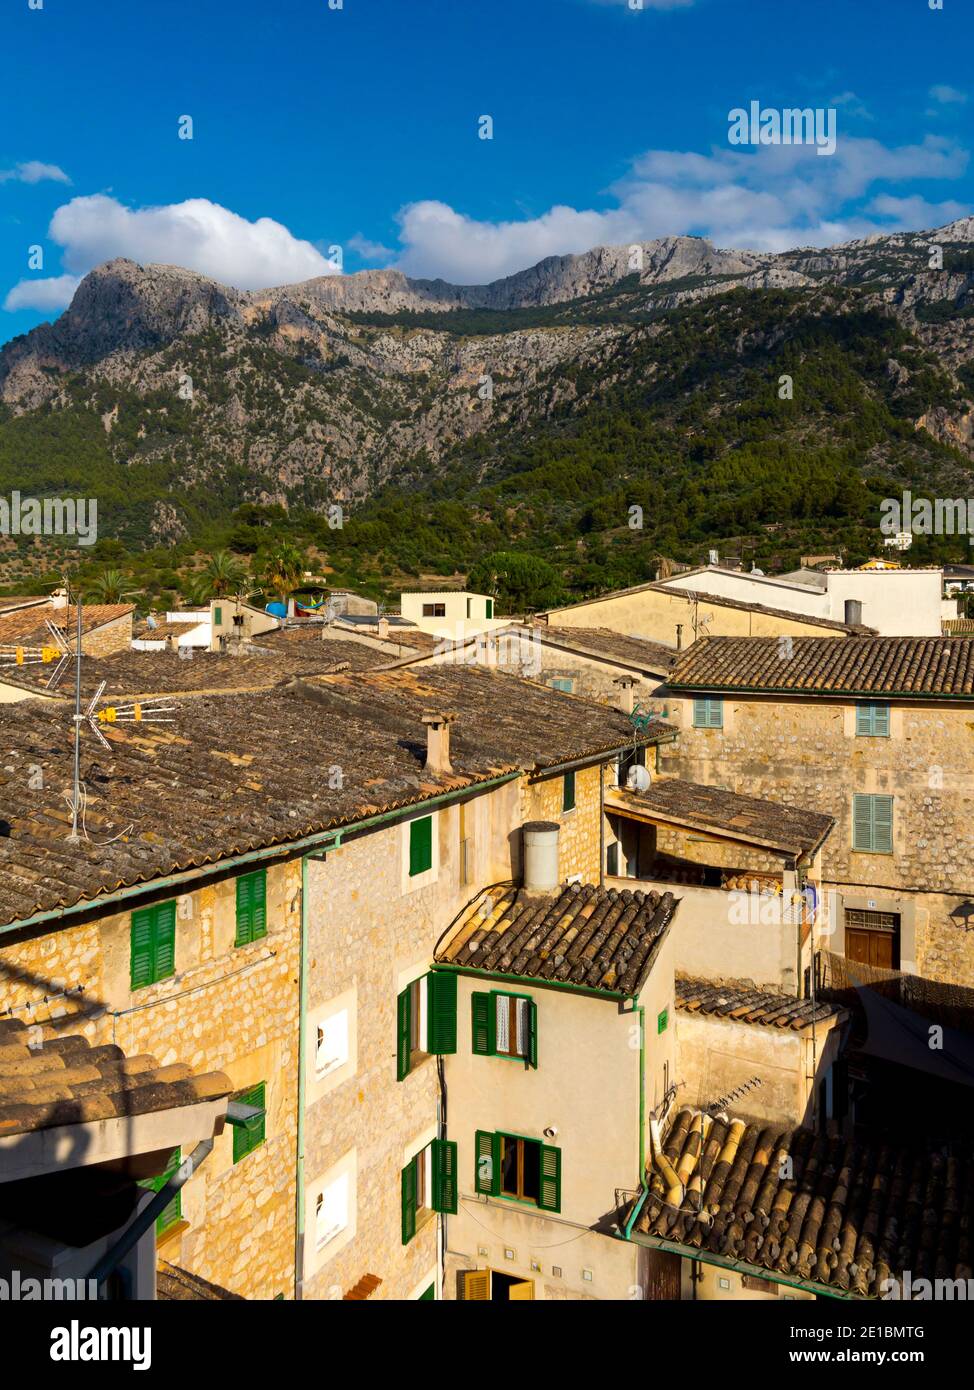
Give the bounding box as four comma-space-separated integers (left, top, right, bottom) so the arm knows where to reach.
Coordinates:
523, 821, 560, 893
422, 711, 457, 776
377, 617, 390, 641
675, 623, 683, 651
614, 675, 638, 715
844, 598, 863, 627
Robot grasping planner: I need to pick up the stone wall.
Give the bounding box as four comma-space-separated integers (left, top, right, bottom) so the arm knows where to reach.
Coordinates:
660, 694, 974, 986
523, 764, 604, 884
0, 858, 300, 1300
82, 612, 133, 657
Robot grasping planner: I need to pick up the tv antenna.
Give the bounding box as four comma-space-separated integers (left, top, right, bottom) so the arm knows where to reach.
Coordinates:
0, 618, 72, 690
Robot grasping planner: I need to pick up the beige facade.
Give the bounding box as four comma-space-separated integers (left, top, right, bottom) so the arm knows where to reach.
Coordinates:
660, 692, 974, 987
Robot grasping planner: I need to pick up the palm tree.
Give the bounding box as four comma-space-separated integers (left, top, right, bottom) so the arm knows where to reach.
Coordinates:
259, 542, 306, 607
205, 550, 248, 599
86, 569, 129, 604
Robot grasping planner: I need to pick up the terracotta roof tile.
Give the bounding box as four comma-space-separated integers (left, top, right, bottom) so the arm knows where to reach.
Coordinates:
675, 977, 841, 1029
0, 605, 133, 646
668, 635, 974, 698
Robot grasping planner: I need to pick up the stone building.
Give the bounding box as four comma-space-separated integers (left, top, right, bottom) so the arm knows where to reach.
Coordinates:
662, 635, 974, 988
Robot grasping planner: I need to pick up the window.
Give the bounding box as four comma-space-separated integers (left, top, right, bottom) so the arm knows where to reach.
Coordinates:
213, 605, 223, 626
401, 1138, 457, 1243
606, 841, 619, 877
466, 597, 472, 619
316, 1010, 349, 1077
138, 1146, 182, 1237
471, 990, 537, 1066
486, 599, 494, 619
130, 901, 176, 990
422, 602, 446, 618
692, 696, 723, 729
235, 869, 267, 946
315, 1172, 349, 1249
852, 794, 893, 854
397, 972, 457, 1079
475, 1131, 560, 1211
549, 677, 573, 693
562, 770, 576, 812
409, 815, 433, 877
856, 701, 890, 737
657, 1008, 669, 1034
232, 1082, 266, 1163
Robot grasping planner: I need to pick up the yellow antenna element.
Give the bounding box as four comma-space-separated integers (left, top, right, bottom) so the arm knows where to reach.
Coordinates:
41, 646, 58, 663
97, 707, 118, 725
133, 703, 142, 721
15, 647, 24, 665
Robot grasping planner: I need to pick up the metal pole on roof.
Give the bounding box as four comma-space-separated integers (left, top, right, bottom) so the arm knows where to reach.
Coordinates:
67, 585, 82, 843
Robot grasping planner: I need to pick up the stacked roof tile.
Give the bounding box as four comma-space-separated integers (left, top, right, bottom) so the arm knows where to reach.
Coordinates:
675, 978, 841, 1030
637, 1107, 974, 1296
437, 881, 678, 996
0, 1017, 231, 1138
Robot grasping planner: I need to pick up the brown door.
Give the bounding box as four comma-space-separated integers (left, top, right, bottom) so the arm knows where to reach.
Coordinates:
845, 909, 899, 969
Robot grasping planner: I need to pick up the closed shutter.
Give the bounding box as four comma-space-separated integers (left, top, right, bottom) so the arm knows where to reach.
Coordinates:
475, 1130, 498, 1196
153, 901, 176, 980
693, 697, 722, 728
401, 1158, 417, 1245
538, 1143, 561, 1212
236, 870, 267, 945
471, 992, 491, 1055
872, 795, 893, 854
396, 988, 411, 1080
857, 702, 890, 736
409, 816, 433, 876
562, 771, 575, 811
236, 874, 253, 945
251, 871, 267, 940
130, 908, 155, 990
427, 972, 457, 1054
432, 1138, 458, 1214
852, 793, 873, 850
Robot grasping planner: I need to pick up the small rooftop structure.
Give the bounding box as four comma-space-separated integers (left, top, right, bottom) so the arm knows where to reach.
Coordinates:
437, 882, 678, 997
675, 977, 841, 1031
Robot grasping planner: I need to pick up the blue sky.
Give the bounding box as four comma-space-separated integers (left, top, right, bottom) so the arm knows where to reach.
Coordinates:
1, 0, 971, 344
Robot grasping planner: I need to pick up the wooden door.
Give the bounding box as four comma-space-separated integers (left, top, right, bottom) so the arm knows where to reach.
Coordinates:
845, 909, 899, 969
642, 1247, 682, 1300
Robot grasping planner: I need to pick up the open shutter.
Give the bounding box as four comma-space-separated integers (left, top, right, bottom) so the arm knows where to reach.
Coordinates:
431, 1138, 458, 1214
401, 1157, 417, 1245
872, 795, 893, 854
154, 901, 176, 980
471, 992, 491, 1055
460, 1270, 490, 1301
236, 874, 253, 946
130, 908, 154, 990
538, 1143, 561, 1212
396, 988, 411, 1080
427, 972, 457, 1054
475, 1130, 498, 1196
528, 999, 538, 1069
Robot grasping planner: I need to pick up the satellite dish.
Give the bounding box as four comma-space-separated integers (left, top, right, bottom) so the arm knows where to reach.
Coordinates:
627, 764, 651, 793
146, 614, 158, 630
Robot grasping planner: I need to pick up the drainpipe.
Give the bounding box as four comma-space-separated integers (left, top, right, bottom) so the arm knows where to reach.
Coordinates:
87, 1138, 215, 1290
622, 1001, 647, 1239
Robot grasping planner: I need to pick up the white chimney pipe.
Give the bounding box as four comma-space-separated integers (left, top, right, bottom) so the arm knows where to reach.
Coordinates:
523, 821, 560, 892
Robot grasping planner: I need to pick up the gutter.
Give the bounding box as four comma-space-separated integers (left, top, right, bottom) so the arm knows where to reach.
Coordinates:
430, 961, 626, 1002
667, 681, 974, 702
627, 1230, 856, 1301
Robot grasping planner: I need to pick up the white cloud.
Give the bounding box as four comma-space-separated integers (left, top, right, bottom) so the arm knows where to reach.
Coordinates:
394, 134, 970, 280
929, 84, 968, 105
829, 91, 873, 120
3, 274, 81, 312
47, 195, 335, 289
0, 161, 70, 185
347, 232, 396, 262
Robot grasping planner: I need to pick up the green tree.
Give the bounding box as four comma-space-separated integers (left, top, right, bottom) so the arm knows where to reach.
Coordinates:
467, 551, 565, 613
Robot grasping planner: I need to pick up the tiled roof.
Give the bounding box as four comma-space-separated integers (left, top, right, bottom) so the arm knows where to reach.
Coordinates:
0, 596, 48, 615
0, 1017, 231, 1138
636, 1107, 974, 1297
0, 666, 674, 928
943, 618, 974, 634
609, 778, 834, 858
667, 635, 974, 698
157, 1264, 244, 1300
535, 625, 678, 671
343, 1274, 383, 1300
675, 977, 841, 1030
436, 881, 678, 996
0, 604, 133, 646
0, 642, 392, 699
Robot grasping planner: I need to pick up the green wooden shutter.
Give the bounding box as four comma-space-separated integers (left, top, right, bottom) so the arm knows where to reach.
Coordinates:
432, 1138, 458, 1214
130, 908, 155, 990
857, 702, 890, 737
427, 972, 457, 1054
471, 992, 491, 1055
692, 697, 707, 727
401, 1157, 417, 1245
236, 873, 253, 946
852, 793, 872, 850
409, 816, 433, 876
538, 1143, 561, 1212
528, 1000, 538, 1069
232, 1082, 266, 1163
562, 771, 575, 811
872, 795, 893, 854
139, 1146, 182, 1235
396, 988, 412, 1080
475, 1130, 498, 1196
236, 870, 267, 945
154, 901, 176, 981
251, 870, 267, 939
